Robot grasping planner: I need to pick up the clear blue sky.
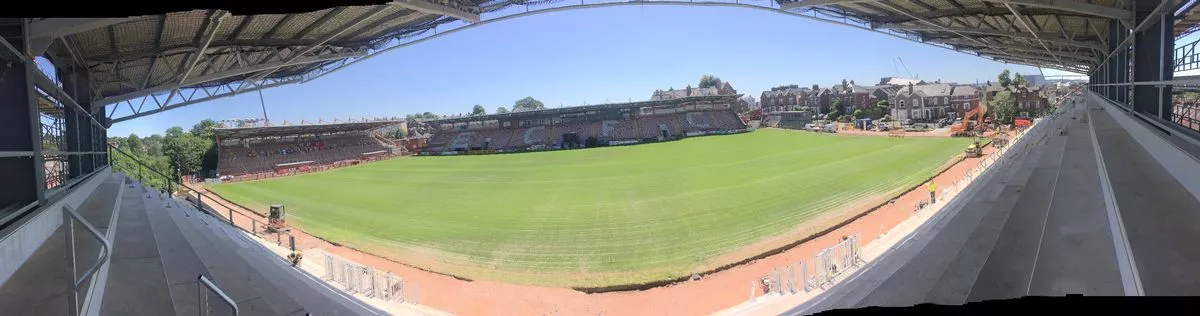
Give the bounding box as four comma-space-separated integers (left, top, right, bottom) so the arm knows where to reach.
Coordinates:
109, 5, 1052, 137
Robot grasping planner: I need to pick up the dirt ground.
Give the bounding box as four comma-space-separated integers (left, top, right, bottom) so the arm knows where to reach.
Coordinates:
189, 137, 1002, 316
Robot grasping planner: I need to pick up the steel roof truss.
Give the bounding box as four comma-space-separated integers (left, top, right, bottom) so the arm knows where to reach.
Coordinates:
239, 8, 391, 88
162, 11, 229, 106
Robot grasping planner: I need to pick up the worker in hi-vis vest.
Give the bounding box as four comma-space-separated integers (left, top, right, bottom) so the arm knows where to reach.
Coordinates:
927, 181, 937, 204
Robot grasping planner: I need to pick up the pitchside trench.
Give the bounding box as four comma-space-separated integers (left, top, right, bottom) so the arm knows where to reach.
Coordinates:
209, 129, 972, 287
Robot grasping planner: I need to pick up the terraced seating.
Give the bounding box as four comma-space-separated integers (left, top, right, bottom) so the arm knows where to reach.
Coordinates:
684, 112, 714, 128
553, 121, 600, 141
217, 133, 386, 176
601, 120, 638, 140
638, 115, 676, 138
522, 126, 549, 146
710, 110, 747, 130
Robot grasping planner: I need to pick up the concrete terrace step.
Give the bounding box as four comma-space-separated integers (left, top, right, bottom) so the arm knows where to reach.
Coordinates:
927, 127, 1067, 305
142, 188, 220, 316
800, 128, 1056, 313
156, 195, 306, 316
99, 181, 175, 316
167, 194, 382, 315
966, 125, 1071, 302
920, 141, 1055, 305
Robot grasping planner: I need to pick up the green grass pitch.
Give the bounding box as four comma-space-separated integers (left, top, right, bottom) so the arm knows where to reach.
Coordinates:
209, 129, 971, 287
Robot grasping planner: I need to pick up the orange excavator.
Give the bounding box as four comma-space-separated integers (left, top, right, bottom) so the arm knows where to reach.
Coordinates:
951, 102, 986, 137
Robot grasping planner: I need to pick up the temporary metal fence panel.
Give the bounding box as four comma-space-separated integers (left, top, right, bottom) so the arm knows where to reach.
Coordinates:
321, 251, 406, 303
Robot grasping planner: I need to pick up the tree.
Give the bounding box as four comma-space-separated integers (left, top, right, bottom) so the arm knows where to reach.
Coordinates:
998, 69, 1012, 87
876, 100, 890, 108
472, 104, 486, 116
125, 133, 144, 153
496, 106, 509, 114
841, 79, 849, 89
162, 126, 207, 176
1014, 72, 1029, 87
699, 74, 720, 88
811, 84, 819, 91
853, 109, 865, 119
830, 99, 845, 115
190, 119, 218, 139
513, 97, 545, 112
989, 91, 1018, 124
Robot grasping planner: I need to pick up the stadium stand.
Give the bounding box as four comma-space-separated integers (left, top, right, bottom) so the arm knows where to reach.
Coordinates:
415, 95, 747, 153
214, 121, 399, 179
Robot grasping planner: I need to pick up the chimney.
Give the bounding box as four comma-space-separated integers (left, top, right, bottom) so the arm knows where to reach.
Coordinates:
908, 82, 914, 94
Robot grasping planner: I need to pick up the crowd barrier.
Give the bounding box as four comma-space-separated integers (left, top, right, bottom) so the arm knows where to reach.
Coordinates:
319, 250, 411, 304
751, 234, 864, 300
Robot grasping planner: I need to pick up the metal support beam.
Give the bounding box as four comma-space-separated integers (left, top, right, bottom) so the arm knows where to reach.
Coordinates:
239, 8, 392, 87
162, 11, 229, 106
1087, 0, 1173, 76
93, 50, 364, 106
1004, 3, 1068, 68
0, 20, 44, 208
1133, 0, 1174, 119
110, 77, 301, 123
780, 0, 1132, 19
1108, 19, 1122, 101
984, 0, 1132, 20
875, 1, 989, 47
394, 0, 482, 23
882, 23, 1104, 51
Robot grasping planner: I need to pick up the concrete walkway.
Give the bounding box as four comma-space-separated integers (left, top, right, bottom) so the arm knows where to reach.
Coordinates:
0, 173, 123, 315
1088, 94, 1200, 295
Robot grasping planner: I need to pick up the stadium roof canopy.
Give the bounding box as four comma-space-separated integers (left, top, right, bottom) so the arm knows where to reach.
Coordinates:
424, 94, 743, 124
20, 0, 1197, 125
213, 120, 400, 139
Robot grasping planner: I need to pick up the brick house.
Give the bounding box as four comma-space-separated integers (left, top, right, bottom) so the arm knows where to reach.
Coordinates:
1014, 85, 1047, 113
831, 83, 875, 113
760, 85, 808, 112
652, 79, 738, 101
803, 88, 832, 113
891, 83, 954, 121
891, 83, 924, 121
982, 84, 1050, 115
950, 85, 980, 112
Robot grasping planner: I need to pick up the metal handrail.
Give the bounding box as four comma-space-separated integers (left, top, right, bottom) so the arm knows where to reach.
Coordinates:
63, 205, 112, 316
109, 143, 294, 248
197, 275, 238, 316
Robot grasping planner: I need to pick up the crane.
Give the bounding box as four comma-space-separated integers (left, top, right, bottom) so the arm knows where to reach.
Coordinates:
895, 57, 914, 78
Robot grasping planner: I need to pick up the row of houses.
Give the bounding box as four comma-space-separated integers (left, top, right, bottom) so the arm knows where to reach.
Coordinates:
760, 77, 1053, 122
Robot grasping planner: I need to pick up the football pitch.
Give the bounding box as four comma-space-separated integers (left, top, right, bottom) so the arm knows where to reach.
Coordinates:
209, 129, 972, 287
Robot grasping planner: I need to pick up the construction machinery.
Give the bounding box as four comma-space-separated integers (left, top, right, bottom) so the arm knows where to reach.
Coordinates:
268, 204, 290, 232
951, 103, 986, 137
965, 137, 984, 158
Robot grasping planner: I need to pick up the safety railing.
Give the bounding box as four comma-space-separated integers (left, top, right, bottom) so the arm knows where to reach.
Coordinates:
198, 275, 238, 316
107, 144, 295, 248
63, 205, 111, 316
1176, 37, 1200, 72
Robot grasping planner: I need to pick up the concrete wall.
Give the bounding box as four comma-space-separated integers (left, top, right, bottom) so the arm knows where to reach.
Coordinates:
0, 168, 112, 287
